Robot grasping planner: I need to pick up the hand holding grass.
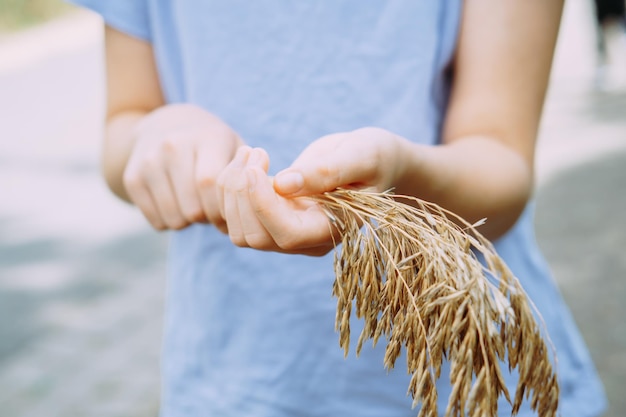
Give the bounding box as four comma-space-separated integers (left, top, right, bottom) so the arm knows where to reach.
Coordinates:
218, 127, 559, 416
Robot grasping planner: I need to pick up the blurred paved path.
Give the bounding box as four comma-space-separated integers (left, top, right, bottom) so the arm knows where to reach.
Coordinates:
0, 11, 167, 417
0, 3, 624, 417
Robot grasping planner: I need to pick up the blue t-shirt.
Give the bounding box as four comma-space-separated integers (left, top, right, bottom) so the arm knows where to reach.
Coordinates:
72, 1, 607, 416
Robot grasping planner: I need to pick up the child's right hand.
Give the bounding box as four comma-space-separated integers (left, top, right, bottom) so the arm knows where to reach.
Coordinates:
123, 104, 243, 232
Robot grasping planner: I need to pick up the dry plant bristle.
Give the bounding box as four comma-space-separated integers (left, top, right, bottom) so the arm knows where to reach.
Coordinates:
311, 188, 559, 417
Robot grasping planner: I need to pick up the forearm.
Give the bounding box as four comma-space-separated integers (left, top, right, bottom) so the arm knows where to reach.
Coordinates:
395, 135, 533, 240
272, 127, 533, 241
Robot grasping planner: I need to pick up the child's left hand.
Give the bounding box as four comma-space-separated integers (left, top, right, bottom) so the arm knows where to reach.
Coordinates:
216, 127, 409, 255
274, 127, 409, 198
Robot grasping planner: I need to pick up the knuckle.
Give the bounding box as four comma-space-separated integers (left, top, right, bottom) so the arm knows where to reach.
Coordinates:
213, 220, 228, 234
160, 136, 180, 155
205, 209, 224, 226
362, 154, 379, 176
183, 208, 206, 223
317, 162, 342, 187
230, 235, 247, 248
215, 171, 230, 190
149, 219, 167, 231
274, 234, 300, 251
316, 161, 333, 178
126, 156, 161, 183
122, 170, 143, 192
170, 222, 189, 231
162, 135, 177, 148
142, 155, 163, 172
197, 174, 218, 190
161, 208, 189, 230
169, 218, 190, 230
244, 232, 272, 250
235, 176, 248, 193
251, 201, 273, 220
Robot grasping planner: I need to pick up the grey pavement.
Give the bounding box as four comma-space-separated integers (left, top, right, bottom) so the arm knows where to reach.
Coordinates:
0, 11, 167, 417
0, 3, 625, 417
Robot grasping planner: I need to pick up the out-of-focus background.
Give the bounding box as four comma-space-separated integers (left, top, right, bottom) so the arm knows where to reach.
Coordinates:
0, 1, 624, 416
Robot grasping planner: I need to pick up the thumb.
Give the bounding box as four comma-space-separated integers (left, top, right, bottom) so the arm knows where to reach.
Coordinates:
273, 161, 353, 197
274, 132, 376, 197
273, 168, 306, 196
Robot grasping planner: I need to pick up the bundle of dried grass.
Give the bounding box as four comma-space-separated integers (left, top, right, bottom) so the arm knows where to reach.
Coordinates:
312, 188, 559, 417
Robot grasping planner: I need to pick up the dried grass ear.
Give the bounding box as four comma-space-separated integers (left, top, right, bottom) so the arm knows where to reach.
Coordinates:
312, 188, 559, 417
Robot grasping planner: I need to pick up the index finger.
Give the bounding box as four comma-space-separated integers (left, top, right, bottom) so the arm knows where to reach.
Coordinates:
247, 166, 333, 251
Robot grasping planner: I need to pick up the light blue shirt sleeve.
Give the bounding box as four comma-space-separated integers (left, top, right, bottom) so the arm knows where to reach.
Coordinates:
68, 0, 151, 41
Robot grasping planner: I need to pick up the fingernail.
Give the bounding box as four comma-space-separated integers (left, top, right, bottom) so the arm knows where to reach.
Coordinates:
235, 146, 250, 163
248, 148, 263, 166
274, 171, 304, 195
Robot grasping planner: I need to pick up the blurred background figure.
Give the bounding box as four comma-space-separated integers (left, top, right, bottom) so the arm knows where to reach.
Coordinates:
593, 0, 626, 89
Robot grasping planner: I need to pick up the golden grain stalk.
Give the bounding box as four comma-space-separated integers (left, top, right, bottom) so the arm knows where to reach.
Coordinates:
312, 188, 559, 417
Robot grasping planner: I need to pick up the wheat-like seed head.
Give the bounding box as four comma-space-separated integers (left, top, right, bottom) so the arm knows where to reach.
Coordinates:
311, 188, 559, 417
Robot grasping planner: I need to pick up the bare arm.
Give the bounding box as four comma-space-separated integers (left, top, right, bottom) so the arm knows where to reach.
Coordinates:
212, 0, 564, 254
406, 0, 565, 237
268, 0, 564, 242
102, 25, 164, 201
102, 26, 243, 231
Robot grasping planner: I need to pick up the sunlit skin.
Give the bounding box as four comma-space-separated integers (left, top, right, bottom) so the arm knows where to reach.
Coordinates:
102, 0, 564, 255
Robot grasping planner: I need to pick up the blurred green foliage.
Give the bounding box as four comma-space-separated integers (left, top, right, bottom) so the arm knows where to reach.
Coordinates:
0, 0, 74, 33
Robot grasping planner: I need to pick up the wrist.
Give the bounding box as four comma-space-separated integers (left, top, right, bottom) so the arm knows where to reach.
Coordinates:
396, 136, 533, 239
391, 139, 441, 198
103, 111, 148, 202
